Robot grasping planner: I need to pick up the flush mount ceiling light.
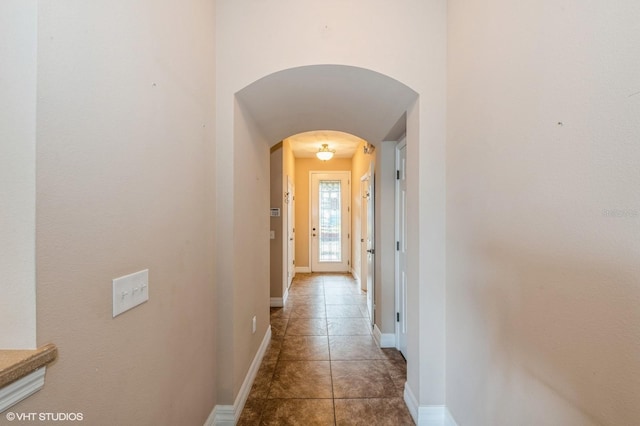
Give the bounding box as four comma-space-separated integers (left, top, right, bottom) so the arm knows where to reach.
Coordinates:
316, 143, 336, 161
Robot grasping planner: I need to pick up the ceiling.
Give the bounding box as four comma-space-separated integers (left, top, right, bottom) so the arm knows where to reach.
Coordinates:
287, 130, 364, 159
235, 65, 418, 147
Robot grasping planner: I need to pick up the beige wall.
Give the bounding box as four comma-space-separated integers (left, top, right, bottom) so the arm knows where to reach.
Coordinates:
229, 100, 271, 399
294, 157, 353, 269
351, 142, 371, 285
269, 146, 283, 299
447, 0, 640, 424
283, 140, 295, 182
374, 141, 398, 335
15, 2, 218, 425
283, 140, 295, 290
0, 0, 37, 349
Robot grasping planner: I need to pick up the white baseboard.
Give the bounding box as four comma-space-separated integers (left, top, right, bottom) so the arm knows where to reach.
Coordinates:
0, 367, 46, 413
204, 326, 272, 426
445, 409, 458, 426
404, 383, 419, 423
271, 298, 283, 307
203, 406, 218, 426
270, 297, 283, 307
372, 324, 396, 348
295, 266, 310, 273
403, 383, 458, 426
351, 268, 360, 283
270, 287, 289, 307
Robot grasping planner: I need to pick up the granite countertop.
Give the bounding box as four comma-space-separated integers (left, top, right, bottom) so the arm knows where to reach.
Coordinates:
0, 344, 58, 388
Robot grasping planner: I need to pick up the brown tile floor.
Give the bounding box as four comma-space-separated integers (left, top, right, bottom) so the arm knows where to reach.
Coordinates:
238, 273, 415, 426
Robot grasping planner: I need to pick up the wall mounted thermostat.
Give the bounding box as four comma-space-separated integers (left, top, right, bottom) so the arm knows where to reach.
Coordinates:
270, 208, 280, 217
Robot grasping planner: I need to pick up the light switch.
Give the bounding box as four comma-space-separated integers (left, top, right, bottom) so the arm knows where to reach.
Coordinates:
270, 230, 275, 239
113, 269, 149, 317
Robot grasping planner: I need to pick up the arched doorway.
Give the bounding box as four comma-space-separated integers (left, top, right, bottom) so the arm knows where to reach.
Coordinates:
214, 65, 425, 416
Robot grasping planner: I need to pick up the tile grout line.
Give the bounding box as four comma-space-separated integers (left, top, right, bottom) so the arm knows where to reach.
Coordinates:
323, 275, 338, 426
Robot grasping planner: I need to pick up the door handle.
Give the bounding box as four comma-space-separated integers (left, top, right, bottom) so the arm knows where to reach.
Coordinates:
367, 249, 375, 254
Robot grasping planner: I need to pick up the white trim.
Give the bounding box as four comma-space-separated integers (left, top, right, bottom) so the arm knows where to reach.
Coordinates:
309, 171, 351, 273
203, 406, 218, 426
213, 405, 234, 426
395, 137, 407, 353
419, 406, 447, 426
403, 383, 458, 426
270, 287, 288, 308
351, 267, 360, 284
204, 327, 272, 426
295, 266, 310, 273
0, 367, 46, 413
372, 324, 396, 348
445, 408, 459, 426
404, 382, 419, 423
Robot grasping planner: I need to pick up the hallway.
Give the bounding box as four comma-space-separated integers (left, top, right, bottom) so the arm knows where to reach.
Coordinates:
238, 273, 414, 425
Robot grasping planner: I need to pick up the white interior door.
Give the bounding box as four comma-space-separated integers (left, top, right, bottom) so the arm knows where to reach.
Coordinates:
310, 172, 350, 272
396, 139, 407, 356
366, 163, 375, 325
286, 177, 295, 288
360, 176, 369, 291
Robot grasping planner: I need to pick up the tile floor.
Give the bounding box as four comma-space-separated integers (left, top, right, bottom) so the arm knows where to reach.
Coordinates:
238, 273, 415, 425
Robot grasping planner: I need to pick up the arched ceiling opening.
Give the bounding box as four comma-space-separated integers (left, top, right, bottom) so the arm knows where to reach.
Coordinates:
235, 65, 418, 147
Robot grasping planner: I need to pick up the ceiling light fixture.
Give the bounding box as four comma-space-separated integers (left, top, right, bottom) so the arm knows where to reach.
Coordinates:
316, 143, 335, 161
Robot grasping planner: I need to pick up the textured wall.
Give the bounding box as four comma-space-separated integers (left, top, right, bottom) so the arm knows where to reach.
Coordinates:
15, 1, 218, 424
0, 0, 37, 349
270, 148, 283, 299
447, 0, 640, 424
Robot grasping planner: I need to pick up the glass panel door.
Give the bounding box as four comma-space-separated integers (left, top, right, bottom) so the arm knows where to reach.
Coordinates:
310, 172, 350, 272
318, 180, 341, 262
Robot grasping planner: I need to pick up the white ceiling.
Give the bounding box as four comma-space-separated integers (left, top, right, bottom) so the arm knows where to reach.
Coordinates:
287, 130, 364, 158
235, 65, 417, 147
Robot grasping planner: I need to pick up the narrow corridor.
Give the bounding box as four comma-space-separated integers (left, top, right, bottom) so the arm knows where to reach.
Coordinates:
238, 273, 414, 425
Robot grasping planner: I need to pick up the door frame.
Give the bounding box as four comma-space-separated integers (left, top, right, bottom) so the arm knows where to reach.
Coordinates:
395, 138, 407, 354
309, 171, 351, 273
285, 176, 295, 289
365, 162, 375, 326
359, 174, 370, 291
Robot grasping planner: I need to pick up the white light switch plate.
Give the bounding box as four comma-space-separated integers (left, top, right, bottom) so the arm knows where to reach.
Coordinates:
112, 269, 149, 317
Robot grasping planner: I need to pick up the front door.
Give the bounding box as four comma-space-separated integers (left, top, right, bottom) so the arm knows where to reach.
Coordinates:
310, 172, 350, 272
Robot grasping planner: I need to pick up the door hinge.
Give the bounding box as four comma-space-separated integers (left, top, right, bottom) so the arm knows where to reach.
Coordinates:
397, 312, 400, 322
397, 170, 400, 180
347, 260, 350, 266
293, 259, 295, 265
396, 241, 400, 251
